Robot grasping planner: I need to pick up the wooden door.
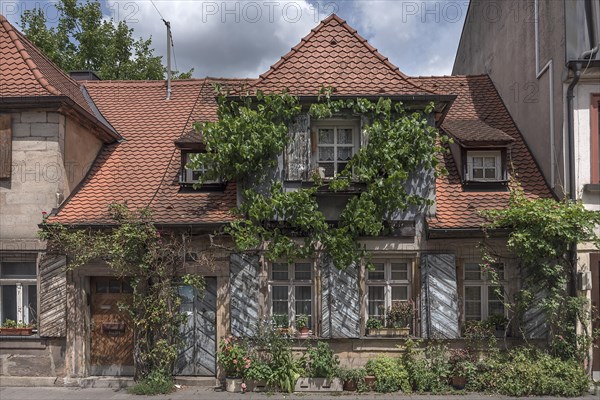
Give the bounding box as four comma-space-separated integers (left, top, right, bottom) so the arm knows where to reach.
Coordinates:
90, 277, 134, 375
174, 277, 217, 376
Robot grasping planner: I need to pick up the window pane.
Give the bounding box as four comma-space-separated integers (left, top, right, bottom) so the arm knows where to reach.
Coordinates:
464, 264, 481, 281
122, 281, 133, 293
271, 263, 288, 280
95, 280, 108, 293
2, 285, 17, 323
272, 286, 288, 316
391, 286, 408, 301
465, 286, 481, 301
1, 262, 36, 278
109, 279, 121, 293
318, 163, 335, 177
368, 286, 385, 317
26, 284, 37, 325
295, 286, 312, 327
337, 128, 353, 144
318, 147, 334, 162
465, 302, 481, 320
488, 286, 504, 302
337, 147, 353, 162
391, 263, 408, 280
488, 301, 505, 317
294, 263, 311, 280
489, 263, 505, 280
368, 263, 385, 280
336, 162, 348, 174
472, 168, 484, 179
484, 168, 496, 179
473, 157, 483, 168
484, 157, 496, 167
318, 128, 334, 144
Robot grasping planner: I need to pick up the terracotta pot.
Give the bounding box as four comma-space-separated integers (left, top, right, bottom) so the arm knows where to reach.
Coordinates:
343, 380, 358, 391
0, 327, 33, 336
363, 375, 376, 390
299, 327, 310, 338
451, 375, 466, 389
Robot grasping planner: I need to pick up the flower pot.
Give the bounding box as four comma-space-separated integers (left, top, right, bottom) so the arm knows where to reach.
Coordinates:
298, 327, 310, 338
367, 327, 409, 337
0, 327, 33, 336
294, 377, 343, 392
246, 380, 269, 392
451, 375, 466, 389
343, 380, 358, 391
364, 375, 376, 390
225, 377, 243, 393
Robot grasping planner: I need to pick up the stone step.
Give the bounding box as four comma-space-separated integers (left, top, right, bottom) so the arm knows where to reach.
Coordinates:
175, 376, 218, 387
77, 376, 134, 389
0, 376, 59, 387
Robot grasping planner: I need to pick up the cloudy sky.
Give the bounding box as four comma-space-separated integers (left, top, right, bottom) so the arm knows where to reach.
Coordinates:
2, 0, 469, 78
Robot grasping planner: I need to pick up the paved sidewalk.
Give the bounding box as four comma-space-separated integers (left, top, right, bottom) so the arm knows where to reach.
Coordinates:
0, 386, 598, 400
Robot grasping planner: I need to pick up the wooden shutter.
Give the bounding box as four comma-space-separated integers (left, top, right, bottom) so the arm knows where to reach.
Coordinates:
229, 253, 260, 337
0, 114, 11, 179
321, 260, 360, 338
38, 254, 67, 337
285, 114, 310, 181
420, 253, 460, 339
523, 289, 548, 339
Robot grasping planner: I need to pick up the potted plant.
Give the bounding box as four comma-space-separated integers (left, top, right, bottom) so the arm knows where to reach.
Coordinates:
487, 313, 509, 337
385, 300, 414, 335
295, 342, 342, 392
0, 319, 33, 336
448, 349, 475, 389
244, 358, 272, 392
366, 317, 383, 336
337, 366, 366, 391
217, 335, 250, 392
273, 314, 290, 335
295, 314, 310, 338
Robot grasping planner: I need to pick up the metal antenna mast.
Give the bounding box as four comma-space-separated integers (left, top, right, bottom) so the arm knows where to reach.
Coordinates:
165, 20, 172, 100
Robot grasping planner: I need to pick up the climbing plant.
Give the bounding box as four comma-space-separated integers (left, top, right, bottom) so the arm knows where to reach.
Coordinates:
480, 183, 600, 364
189, 89, 446, 268
40, 204, 206, 391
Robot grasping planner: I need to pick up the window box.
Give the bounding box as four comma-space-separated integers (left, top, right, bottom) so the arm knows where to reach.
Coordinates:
294, 377, 343, 392
366, 327, 410, 337
0, 327, 33, 336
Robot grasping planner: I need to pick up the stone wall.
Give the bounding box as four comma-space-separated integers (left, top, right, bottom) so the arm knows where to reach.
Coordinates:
0, 337, 66, 378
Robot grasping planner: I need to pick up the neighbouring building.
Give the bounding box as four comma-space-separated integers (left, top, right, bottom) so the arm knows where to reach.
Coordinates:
1, 13, 554, 385
453, 0, 600, 379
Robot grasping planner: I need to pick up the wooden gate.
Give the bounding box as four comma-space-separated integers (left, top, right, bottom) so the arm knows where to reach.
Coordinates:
90, 277, 134, 375
174, 277, 217, 376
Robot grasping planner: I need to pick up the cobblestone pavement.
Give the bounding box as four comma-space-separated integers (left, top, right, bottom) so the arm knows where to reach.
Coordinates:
0, 387, 598, 400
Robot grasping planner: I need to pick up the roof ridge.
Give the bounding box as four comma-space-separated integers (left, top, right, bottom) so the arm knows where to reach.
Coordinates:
0, 14, 59, 96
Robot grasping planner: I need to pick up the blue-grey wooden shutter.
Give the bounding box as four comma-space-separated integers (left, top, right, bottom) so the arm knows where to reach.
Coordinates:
38, 254, 67, 337
321, 260, 360, 338
229, 253, 260, 337
421, 253, 460, 339
285, 114, 310, 181
523, 289, 548, 339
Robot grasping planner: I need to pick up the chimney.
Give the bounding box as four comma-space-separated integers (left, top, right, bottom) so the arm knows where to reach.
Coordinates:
69, 70, 102, 81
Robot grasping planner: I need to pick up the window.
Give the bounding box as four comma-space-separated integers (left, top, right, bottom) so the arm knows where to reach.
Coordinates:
466, 151, 502, 181
0, 258, 37, 326
366, 260, 411, 319
463, 262, 505, 321
181, 153, 219, 185
314, 123, 359, 178
269, 262, 314, 329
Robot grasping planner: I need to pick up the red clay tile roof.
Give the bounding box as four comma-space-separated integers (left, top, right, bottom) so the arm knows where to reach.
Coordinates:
443, 119, 515, 146
411, 75, 553, 229
51, 78, 251, 225
0, 14, 118, 140
249, 14, 437, 97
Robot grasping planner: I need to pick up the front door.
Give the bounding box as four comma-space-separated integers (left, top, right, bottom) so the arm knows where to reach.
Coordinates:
174, 277, 217, 376
90, 277, 134, 376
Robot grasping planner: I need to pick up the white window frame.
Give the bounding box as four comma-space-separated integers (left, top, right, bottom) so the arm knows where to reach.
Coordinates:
0, 258, 38, 326
366, 259, 412, 320
463, 262, 506, 321
466, 151, 502, 181
312, 120, 360, 179
268, 261, 315, 329
181, 153, 219, 184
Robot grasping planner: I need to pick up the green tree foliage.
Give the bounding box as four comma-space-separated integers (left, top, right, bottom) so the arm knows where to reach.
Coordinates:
20, 0, 192, 80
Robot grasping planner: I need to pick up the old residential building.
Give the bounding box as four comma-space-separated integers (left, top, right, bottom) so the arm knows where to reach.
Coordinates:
453, 0, 600, 379
1, 14, 554, 384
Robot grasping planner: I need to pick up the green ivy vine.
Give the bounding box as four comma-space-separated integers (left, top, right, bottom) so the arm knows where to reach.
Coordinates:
40, 204, 205, 388
480, 183, 600, 363
189, 90, 447, 269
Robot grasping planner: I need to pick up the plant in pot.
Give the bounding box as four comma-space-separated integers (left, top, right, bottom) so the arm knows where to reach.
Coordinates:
0, 319, 33, 336
337, 366, 366, 391
273, 314, 290, 335
386, 300, 414, 335
366, 317, 383, 336
295, 314, 310, 338
244, 358, 272, 392
217, 335, 250, 392
487, 313, 509, 337
296, 341, 342, 392
448, 348, 476, 389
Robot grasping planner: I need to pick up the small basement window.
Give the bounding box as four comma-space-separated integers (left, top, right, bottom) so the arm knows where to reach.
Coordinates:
466, 151, 503, 181
180, 152, 222, 188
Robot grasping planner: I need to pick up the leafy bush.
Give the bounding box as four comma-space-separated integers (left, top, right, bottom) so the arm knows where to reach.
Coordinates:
402, 340, 451, 393
305, 341, 340, 378
471, 347, 589, 396
128, 370, 174, 395
365, 355, 410, 393
337, 366, 366, 384
217, 335, 250, 378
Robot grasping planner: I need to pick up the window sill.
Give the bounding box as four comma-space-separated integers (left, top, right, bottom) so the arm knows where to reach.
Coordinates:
462, 180, 509, 190
297, 180, 367, 194
583, 183, 600, 193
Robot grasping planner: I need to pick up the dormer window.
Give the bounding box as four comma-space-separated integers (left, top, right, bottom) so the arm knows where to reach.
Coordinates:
466, 151, 502, 181
180, 152, 222, 189
312, 121, 359, 178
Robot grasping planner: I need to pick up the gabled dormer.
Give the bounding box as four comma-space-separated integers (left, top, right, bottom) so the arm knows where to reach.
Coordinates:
174, 131, 225, 191
443, 119, 515, 188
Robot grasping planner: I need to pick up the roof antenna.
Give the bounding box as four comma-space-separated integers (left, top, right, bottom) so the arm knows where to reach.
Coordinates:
164, 19, 172, 100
